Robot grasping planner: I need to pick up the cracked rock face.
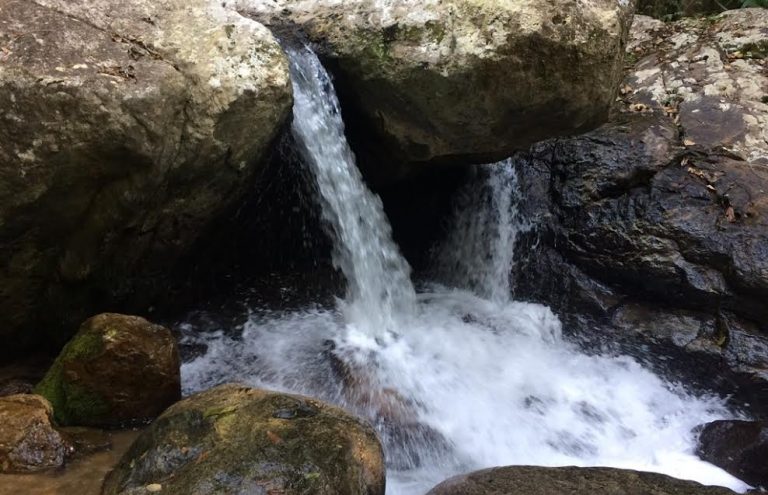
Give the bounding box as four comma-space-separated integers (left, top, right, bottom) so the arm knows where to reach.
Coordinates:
0, 0, 292, 354
620, 10, 768, 165
242, 0, 634, 179
510, 9, 768, 417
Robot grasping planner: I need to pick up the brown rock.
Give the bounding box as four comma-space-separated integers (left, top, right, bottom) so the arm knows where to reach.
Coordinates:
102, 384, 385, 495
35, 313, 180, 427
0, 394, 67, 473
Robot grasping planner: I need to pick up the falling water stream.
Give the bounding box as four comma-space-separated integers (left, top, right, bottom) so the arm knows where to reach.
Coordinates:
180, 47, 750, 494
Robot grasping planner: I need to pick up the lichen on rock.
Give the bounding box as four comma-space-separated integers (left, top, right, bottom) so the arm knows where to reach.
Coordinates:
0, 0, 292, 357
242, 0, 635, 180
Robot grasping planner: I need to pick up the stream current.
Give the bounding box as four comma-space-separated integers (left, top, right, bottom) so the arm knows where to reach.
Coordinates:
180, 46, 750, 494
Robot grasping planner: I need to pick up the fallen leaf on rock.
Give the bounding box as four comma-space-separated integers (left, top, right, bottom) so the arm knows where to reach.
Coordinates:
683, 139, 695, 146
726, 206, 736, 222
267, 430, 283, 444
146, 483, 162, 492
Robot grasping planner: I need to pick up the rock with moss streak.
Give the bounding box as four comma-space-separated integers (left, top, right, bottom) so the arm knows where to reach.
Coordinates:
0, 0, 292, 357
426, 466, 738, 495
242, 0, 634, 180
102, 384, 385, 495
35, 313, 180, 427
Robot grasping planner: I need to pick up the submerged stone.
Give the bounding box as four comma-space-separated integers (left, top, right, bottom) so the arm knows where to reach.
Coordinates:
102, 384, 385, 495
35, 313, 180, 427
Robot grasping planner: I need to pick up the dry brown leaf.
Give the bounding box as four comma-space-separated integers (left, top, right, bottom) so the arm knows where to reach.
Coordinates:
266, 430, 283, 445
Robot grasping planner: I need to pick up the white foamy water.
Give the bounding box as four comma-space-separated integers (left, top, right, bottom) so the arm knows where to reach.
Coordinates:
180, 47, 750, 494
435, 160, 528, 303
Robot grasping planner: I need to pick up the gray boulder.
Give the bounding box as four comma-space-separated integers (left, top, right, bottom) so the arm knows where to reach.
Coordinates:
243, 0, 634, 179
0, 0, 292, 355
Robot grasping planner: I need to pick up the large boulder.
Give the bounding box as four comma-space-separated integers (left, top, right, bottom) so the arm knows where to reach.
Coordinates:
0, 394, 68, 473
102, 384, 385, 495
35, 313, 180, 427
510, 9, 768, 417
513, 114, 768, 415
0, 0, 292, 356
242, 0, 634, 180
426, 466, 736, 495
697, 420, 768, 489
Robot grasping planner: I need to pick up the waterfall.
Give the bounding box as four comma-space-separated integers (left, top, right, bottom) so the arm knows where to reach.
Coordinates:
180, 46, 750, 495
436, 158, 527, 303
287, 45, 416, 340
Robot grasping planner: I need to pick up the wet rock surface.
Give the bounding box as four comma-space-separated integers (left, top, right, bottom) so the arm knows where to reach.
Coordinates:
426, 465, 737, 495
35, 313, 180, 427
0, 0, 292, 357
697, 420, 768, 489
513, 114, 768, 416
0, 394, 67, 473
244, 0, 633, 181
511, 9, 768, 418
102, 383, 385, 495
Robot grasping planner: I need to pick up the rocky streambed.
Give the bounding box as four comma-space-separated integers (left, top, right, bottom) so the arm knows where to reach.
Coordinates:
1, 1, 768, 495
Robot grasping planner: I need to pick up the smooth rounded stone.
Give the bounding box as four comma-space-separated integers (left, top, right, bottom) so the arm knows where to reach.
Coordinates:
0, 394, 67, 473
0, 0, 292, 358
102, 384, 385, 495
697, 420, 768, 489
426, 466, 738, 495
35, 313, 180, 427
244, 0, 633, 177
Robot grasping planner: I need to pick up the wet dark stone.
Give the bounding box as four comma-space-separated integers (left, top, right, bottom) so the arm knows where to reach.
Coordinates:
512, 114, 768, 417
273, 401, 319, 419
697, 420, 768, 489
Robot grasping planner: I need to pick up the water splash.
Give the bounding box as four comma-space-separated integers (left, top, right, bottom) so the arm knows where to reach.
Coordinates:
180, 46, 750, 495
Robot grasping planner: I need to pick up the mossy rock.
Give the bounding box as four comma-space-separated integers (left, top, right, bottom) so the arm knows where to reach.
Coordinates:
35, 313, 180, 427
102, 384, 385, 495
427, 466, 738, 495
